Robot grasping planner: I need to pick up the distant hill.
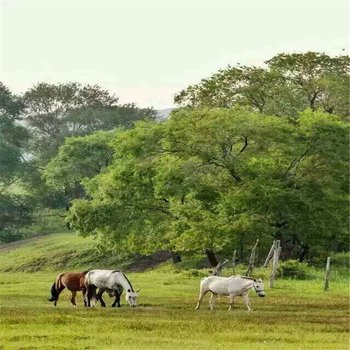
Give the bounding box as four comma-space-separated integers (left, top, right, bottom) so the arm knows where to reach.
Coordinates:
156, 108, 174, 120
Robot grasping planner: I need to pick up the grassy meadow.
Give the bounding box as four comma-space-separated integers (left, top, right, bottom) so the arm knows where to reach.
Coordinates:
0, 233, 349, 350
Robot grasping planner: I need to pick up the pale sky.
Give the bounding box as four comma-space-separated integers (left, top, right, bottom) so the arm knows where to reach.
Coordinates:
1, 0, 349, 109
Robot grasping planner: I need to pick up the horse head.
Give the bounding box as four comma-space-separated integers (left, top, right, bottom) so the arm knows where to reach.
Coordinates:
125, 289, 139, 307
253, 278, 265, 297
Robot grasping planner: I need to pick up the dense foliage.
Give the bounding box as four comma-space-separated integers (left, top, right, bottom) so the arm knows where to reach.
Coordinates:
175, 52, 349, 118
68, 108, 349, 260
0, 82, 155, 242
0, 51, 349, 258
0, 83, 34, 241
22, 82, 156, 211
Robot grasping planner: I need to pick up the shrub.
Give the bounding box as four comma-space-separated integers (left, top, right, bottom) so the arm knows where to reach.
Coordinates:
331, 252, 350, 268
277, 260, 313, 280
184, 269, 208, 278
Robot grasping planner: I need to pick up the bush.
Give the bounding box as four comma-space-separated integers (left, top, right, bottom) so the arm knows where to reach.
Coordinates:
331, 252, 350, 268
184, 269, 208, 278
278, 260, 313, 280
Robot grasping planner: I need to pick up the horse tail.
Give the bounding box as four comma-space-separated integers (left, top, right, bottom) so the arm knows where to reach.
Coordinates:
84, 271, 97, 307
48, 282, 58, 302
48, 273, 64, 302
55, 273, 65, 291
85, 271, 95, 288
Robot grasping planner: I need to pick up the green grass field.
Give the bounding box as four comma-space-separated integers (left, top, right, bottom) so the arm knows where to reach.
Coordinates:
0, 233, 349, 350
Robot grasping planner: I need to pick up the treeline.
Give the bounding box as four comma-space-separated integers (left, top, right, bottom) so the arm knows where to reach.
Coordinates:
0, 82, 156, 241
0, 52, 349, 262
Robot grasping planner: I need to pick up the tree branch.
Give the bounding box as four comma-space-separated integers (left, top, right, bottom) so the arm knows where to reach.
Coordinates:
238, 136, 248, 154
284, 146, 311, 178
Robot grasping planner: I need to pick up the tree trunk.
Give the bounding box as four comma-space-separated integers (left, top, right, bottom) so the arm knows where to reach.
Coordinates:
65, 203, 71, 230
170, 251, 182, 264
205, 249, 219, 267
298, 245, 309, 261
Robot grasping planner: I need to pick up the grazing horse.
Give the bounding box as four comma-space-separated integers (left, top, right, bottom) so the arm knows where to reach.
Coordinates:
195, 275, 265, 311
48, 271, 88, 306
85, 269, 139, 307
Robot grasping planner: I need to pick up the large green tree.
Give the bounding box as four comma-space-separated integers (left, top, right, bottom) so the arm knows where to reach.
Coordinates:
68, 108, 349, 261
23, 82, 155, 163
22, 82, 156, 212
42, 131, 115, 215
175, 52, 349, 118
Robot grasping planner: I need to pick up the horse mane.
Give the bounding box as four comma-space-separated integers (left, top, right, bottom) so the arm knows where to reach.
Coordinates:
229, 275, 255, 281
110, 270, 134, 292
240, 276, 255, 280
121, 272, 134, 292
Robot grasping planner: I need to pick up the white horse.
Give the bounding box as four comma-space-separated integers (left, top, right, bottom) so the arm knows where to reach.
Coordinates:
195, 275, 265, 311
85, 270, 139, 307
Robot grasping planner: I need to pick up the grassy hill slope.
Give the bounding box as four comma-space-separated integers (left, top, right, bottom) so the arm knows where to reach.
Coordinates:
0, 232, 97, 272
0, 232, 172, 272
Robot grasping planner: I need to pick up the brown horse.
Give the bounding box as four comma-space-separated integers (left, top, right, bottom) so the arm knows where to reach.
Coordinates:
48, 271, 88, 306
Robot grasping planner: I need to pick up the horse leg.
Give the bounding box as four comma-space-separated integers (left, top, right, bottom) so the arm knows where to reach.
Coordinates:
97, 289, 106, 307
117, 289, 123, 307
116, 290, 122, 307
70, 291, 77, 306
228, 294, 235, 311
82, 288, 87, 307
111, 290, 121, 308
195, 289, 208, 310
243, 293, 252, 311
86, 285, 97, 307
91, 286, 97, 307
209, 293, 217, 311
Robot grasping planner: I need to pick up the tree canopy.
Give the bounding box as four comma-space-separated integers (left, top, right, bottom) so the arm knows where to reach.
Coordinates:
0, 81, 156, 241
1, 51, 349, 256
175, 52, 349, 118
23, 82, 155, 163
21, 82, 156, 212
68, 108, 349, 260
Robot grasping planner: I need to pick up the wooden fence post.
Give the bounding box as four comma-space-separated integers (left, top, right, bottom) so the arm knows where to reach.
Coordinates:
232, 250, 237, 275
246, 239, 259, 276
212, 260, 228, 276
269, 243, 281, 288
324, 257, 331, 291
264, 240, 277, 267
